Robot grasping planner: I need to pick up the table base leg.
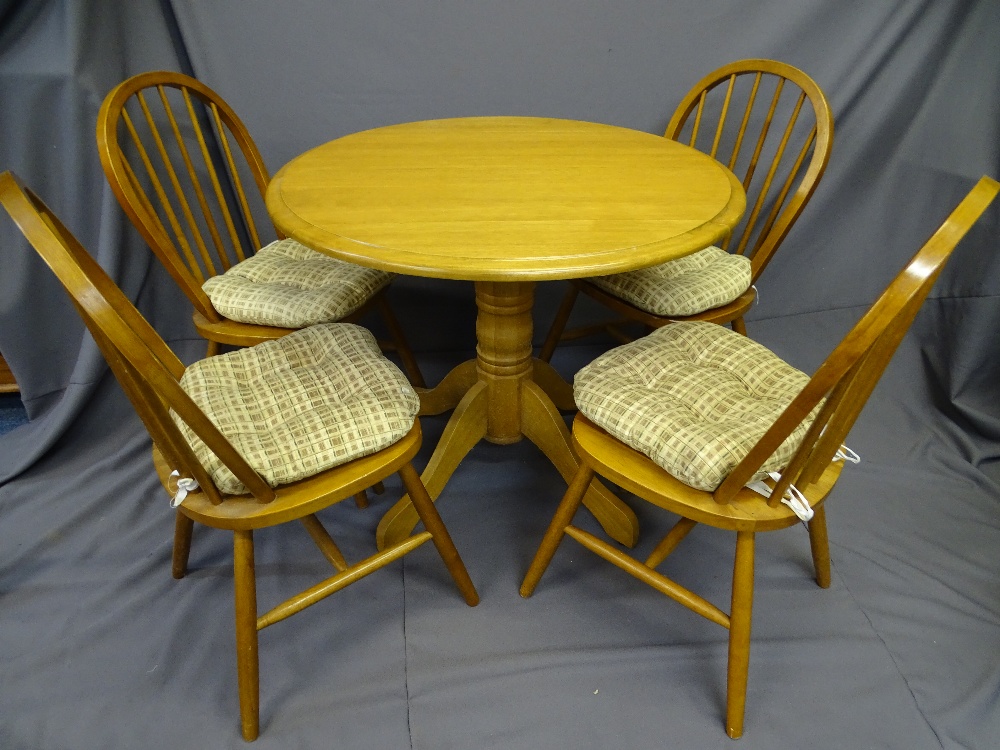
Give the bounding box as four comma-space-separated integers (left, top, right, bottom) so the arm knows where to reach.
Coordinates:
416, 360, 479, 416
377, 279, 637, 552
520, 380, 638, 547
531, 359, 576, 412
376, 375, 638, 551
377, 382, 487, 550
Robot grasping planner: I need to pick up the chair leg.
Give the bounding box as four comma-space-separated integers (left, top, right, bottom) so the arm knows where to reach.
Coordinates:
398, 462, 479, 606
726, 530, 755, 739
538, 284, 580, 362
644, 517, 697, 569
376, 296, 426, 388
808, 505, 832, 588
520, 463, 595, 596
233, 529, 260, 742
206, 339, 220, 357
355, 479, 387, 508
299, 514, 349, 572
172, 512, 194, 579
731, 316, 748, 336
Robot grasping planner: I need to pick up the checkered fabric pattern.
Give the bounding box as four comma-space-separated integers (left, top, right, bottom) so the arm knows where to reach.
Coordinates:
174, 323, 420, 495
574, 321, 814, 491
201, 238, 392, 328
589, 246, 752, 317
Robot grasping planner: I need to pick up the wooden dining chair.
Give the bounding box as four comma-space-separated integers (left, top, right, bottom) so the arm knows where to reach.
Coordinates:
539, 59, 834, 360
0, 351, 17, 393
523, 176, 999, 738
0, 170, 478, 741
96, 70, 425, 386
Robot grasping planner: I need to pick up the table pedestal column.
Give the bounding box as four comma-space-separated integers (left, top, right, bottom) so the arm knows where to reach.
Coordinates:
476, 281, 534, 444
376, 281, 638, 551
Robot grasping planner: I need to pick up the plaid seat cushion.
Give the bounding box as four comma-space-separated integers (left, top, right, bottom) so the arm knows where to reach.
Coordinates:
201, 238, 392, 328
589, 246, 752, 317
175, 323, 420, 495
574, 321, 813, 491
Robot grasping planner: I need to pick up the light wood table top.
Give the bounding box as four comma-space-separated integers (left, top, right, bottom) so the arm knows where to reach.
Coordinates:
266, 116, 745, 551
267, 116, 744, 280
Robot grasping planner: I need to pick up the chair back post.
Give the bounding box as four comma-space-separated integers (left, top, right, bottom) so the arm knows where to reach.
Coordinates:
0, 170, 276, 505
96, 71, 277, 322
665, 59, 834, 283
713, 175, 1000, 505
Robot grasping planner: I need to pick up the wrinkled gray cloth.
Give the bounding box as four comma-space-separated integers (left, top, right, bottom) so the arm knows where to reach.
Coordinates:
0, 2, 997, 748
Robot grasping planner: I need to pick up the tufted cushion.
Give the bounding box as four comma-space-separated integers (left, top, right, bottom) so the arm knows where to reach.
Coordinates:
174, 323, 420, 495
589, 246, 752, 317
201, 238, 392, 328
574, 321, 814, 491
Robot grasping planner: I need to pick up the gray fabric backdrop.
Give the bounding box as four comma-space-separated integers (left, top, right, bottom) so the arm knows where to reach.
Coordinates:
0, 2, 998, 748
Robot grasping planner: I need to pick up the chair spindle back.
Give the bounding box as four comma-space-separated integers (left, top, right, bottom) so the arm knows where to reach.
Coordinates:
97, 71, 277, 324
666, 59, 834, 281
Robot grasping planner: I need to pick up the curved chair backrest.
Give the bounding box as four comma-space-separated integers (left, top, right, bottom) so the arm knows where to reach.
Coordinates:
96, 71, 278, 324
665, 59, 834, 282
712, 176, 999, 505
0, 170, 273, 505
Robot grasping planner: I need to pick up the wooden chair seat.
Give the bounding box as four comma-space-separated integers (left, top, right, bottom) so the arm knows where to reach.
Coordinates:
96, 71, 424, 385
523, 176, 999, 739
0, 171, 477, 741
161, 422, 423, 532
572, 413, 843, 532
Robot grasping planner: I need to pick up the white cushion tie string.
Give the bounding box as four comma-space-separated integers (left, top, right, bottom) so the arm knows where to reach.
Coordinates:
746, 444, 860, 523
746, 471, 814, 522
834, 444, 860, 464
167, 470, 199, 508
773, 475, 814, 522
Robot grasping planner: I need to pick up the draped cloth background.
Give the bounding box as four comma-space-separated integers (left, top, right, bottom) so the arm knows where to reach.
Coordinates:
0, 2, 997, 748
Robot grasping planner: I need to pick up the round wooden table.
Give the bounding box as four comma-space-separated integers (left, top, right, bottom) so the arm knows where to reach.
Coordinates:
267, 116, 745, 550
